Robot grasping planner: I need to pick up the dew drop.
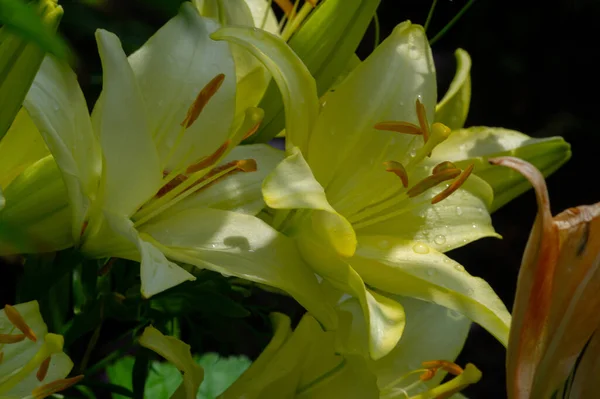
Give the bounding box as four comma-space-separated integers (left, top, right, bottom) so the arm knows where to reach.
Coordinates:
443, 258, 451, 264
412, 243, 429, 254
467, 288, 475, 295
456, 206, 463, 216
53, 104, 59, 111
409, 148, 417, 158
427, 269, 435, 276
210, 243, 217, 249
433, 235, 446, 245
454, 264, 465, 272
472, 223, 478, 229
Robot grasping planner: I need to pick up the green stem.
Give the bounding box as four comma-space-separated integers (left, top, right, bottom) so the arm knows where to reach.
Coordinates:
424, 0, 438, 32
429, 0, 477, 45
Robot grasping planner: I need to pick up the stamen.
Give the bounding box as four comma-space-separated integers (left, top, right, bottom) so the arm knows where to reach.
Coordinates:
5, 305, 37, 342
432, 161, 457, 175
374, 121, 423, 135
242, 120, 262, 140
422, 360, 464, 376
156, 174, 188, 198
31, 375, 84, 399
384, 161, 409, 188
431, 164, 474, 204
185, 140, 230, 174
0, 333, 26, 344
36, 356, 51, 381
410, 363, 481, 399
181, 74, 225, 129
407, 123, 452, 169
416, 99, 430, 142
274, 0, 295, 16
419, 368, 436, 381
407, 169, 461, 198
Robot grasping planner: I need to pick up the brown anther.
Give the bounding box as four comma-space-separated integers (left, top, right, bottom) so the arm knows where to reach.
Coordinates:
37, 356, 51, 381
422, 360, 464, 376
431, 164, 475, 205
416, 99, 430, 143
186, 140, 230, 174
407, 169, 461, 198
383, 161, 409, 188
374, 121, 423, 135
156, 174, 188, 198
419, 368, 437, 381
5, 305, 37, 342
98, 257, 117, 276
181, 74, 225, 129
80, 221, 88, 238
433, 161, 458, 175
235, 159, 258, 173
31, 375, 84, 399
0, 333, 26, 344
242, 121, 262, 140
274, 0, 295, 16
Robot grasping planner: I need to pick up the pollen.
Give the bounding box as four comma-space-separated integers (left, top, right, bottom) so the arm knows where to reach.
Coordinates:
407, 168, 461, 198
433, 161, 457, 175
416, 99, 430, 142
181, 73, 225, 129
31, 375, 84, 399
5, 304, 37, 342
374, 121, 423, 135
274, 0, 295, 16
384, 161, 409, 188
186, 140, 230, 174
422, 360, 464, 376
431, 164, 474, 204
0, 333, 26, 343
37, 356, 51, 381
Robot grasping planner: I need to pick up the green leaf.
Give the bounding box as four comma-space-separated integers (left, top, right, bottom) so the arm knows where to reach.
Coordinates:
196, 353, 251, 399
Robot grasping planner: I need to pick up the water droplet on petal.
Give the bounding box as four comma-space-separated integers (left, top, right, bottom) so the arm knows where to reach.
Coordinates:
454, 264, 465, 272
409, 148, 417, 158
427, 269, 435, 276
467, 288, 475, 295
472, 223, 478, 229
434, 235, 446, 245
456, 206, 463, 216
412, 243, 429, 254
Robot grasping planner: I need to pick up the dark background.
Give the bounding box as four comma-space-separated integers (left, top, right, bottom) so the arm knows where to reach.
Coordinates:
3, 0, 599, 397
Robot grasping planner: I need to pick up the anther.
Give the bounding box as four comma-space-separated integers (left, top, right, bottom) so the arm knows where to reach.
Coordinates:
37, 356, 51, 381
384, 161, 409, 188
0, 333, 26, 343
374, 121, 423, 135
419, 368, 436, 381
186, 140, 230, 174
407, 169, 461, 198
235, 159, 258, 173
181, 74, 225, 129
5, 305, 37, 342
431, 164, 474, 204
416, 99, 430, 142
243, 121, 262, 140
433, 161, 458, 175
422, 360, 464, 376
31, 375, 85, 399
274, 0, 295, 16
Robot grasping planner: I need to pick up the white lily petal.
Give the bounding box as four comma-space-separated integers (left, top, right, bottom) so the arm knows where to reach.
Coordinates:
24, 56, 101, 241
140, 207, 337, 329
128, 3, 236, 170
101, 211, 195, 298
351, 236, 511, 347
307, 21, 437, 199
434, 49, 471, 130
244, 0, 279, 34
93, 29, 162, 217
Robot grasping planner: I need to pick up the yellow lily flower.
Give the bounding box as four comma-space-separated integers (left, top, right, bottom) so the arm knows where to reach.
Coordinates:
0, 301, 82, 399
213, 21, 511, 359
1, 3, 336, 328
490, 157, 600, 399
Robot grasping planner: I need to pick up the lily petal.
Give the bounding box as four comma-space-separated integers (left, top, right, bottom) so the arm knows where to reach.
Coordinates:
128, 3, 236, 169
569, 329, 600, 399
93, 29, 162, 217
24, 56, 101, 242
0, 108, 49, 189
262, 147, 356, 257
299, 236, 405, 360
158, 144, 284, 217
355, 171, 498, 253
434, 49, 471, 130
306, 21, 436, 194
139, 326, 204, 399
244, 0, 279, 34
100, 211, 195, 298
141, 207, 337, 329
351, 236, 511, 347
431, 127, 571, 212
212, 25, 319, 152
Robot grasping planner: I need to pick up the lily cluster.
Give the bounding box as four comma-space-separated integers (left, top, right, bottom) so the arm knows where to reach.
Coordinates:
0, 0, 574, 398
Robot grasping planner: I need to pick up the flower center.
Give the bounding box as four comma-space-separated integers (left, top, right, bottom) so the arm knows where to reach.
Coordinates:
131, 74, 261, 227
380, 360, 481, 399
348, 99, 474, 230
